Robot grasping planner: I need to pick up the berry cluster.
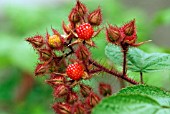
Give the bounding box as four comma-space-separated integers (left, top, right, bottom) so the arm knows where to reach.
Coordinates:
26, 0, 148, 114
26, 1, 109, 113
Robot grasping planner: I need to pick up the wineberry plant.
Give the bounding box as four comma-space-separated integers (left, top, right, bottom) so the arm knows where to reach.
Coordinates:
26, 0, 170, 114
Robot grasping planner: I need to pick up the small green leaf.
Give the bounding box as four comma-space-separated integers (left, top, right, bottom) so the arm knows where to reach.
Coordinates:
105, 44, 170, 72
127, 47, 146, 72
92, 85, 170, 114
105, 44, 123, 66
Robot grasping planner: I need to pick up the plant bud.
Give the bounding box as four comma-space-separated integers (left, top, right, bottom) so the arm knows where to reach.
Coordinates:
122, 19, 135, 36
53, 84, 69, 98
66, 92, 78, 104
38, 48, 52, 61
75, 0, 87, 17
106, 25, 121, 44
75, 45, 90, 61
69, 8, 80, 23
71, 102, 87, 114
80, 84, 92, 97
26, 35, 44, 48
35, 63, 48, 76
85, 92, 100, 107
46, 75, 65, 87
99, 83, 112, 97
123, 34, 137, 45
52, 102, 71, 114
88, 7, 102, 26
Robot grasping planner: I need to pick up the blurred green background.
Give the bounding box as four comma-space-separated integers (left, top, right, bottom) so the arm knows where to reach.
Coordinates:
0, 0, 170, 114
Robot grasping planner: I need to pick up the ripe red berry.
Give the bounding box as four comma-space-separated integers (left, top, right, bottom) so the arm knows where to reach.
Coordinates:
76, 23, 94, 40
66, 63, 84, 80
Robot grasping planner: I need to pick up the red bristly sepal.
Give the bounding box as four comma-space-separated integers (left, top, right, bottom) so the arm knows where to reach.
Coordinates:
45, 75, 65, 87
53, 84, 69, 98
71, 101, 87, 114
66, 92, 78, 104
26, 35, 44, 49
85, 92, 101, 108
80, 84, 92, 97
98, 82, 112, 97
52, 102, 71, 114
88, 7, 102, 26
106, 25, 121, 45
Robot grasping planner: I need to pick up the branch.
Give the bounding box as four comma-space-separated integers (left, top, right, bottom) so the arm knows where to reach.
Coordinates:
122, 49, 127, 76
89, 68, 102, 74
89, 58, 139, 85
140, 71, 144, 84
121, 44, 128, 77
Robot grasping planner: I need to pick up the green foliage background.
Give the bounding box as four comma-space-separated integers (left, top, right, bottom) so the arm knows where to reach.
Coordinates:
0, 0, 170, 113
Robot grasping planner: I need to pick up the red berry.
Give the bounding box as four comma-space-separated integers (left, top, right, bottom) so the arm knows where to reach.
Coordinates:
76, 23, 94, 40
66, 63, 84, 80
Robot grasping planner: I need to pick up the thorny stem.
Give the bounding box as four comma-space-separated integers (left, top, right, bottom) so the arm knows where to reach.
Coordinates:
122, 49, 127, 76
89, 58, 139, 85
65, 50, 73, 57
64, 44, 74, 57
89, 68, 102, 75
89, 58, 121, 76
121, 44, 128, 77
140, 71, 144, 84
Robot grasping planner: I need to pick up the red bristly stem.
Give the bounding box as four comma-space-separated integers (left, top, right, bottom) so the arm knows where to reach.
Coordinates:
121, 45, 128, 77
123, 49, 127, 76
89, 58, 139, 85
140, 71, 144, 84
89, 68, 102, 74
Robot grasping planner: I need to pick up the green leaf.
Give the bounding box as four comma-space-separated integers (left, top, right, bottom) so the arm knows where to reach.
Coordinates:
92, 85, 170, 114
92, 94, 170, 114
118, 85, 170, 106
105, 44, 122, 66
105, 44, 170, 72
